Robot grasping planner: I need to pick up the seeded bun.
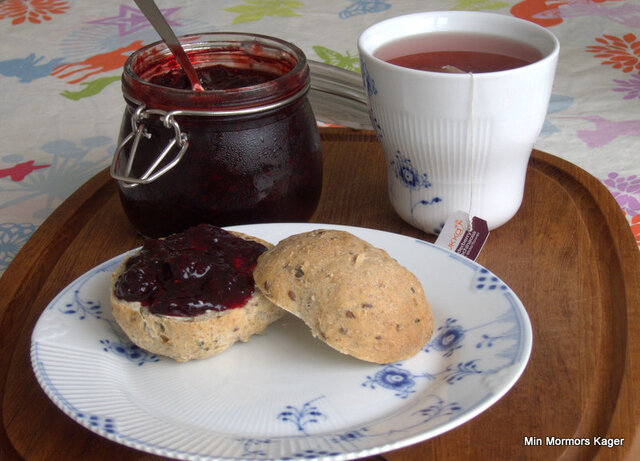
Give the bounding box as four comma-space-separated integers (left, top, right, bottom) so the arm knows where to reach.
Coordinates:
110, 231, 284, 362
253, 229, 433, 364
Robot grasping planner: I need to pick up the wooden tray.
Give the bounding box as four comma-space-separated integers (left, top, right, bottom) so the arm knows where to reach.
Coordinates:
1, 128, 639, 461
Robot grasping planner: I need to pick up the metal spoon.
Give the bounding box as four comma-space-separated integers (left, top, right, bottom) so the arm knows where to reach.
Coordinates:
134, 0, 204, 91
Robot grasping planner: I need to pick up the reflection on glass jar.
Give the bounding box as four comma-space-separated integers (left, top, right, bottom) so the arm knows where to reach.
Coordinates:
111, 33, 322, 237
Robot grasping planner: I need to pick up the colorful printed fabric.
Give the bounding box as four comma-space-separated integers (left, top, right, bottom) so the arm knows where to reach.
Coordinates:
1, 0, 639, 274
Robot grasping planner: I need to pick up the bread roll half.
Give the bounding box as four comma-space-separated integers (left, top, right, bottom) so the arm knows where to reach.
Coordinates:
254, 229, 433, 364
110, 227, 284, 362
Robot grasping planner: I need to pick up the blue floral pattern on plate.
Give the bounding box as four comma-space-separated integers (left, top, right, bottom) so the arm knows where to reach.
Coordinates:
277, 396, 327, 435
47, 253, 160, 365
31, 223, 531, 461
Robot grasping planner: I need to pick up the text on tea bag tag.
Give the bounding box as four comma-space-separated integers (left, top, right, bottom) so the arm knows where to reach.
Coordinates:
435, 210, 489, 261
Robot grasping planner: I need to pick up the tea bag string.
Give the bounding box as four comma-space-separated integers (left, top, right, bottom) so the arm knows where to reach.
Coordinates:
467, 71, 475, 232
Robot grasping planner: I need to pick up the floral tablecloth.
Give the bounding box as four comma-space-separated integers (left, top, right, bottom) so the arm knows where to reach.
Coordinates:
1, 0, 639, 276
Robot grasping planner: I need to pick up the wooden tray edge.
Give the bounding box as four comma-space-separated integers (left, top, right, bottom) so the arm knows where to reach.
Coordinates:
530, 152, 640, 461
0, 168, 116, 461
2, 130, 639, 460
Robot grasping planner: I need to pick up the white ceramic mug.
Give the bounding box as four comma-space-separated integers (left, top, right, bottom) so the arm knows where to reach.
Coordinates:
358, 11, 559, 234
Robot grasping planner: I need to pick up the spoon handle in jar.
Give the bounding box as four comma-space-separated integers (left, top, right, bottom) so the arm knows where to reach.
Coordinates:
133, 0, 203, 91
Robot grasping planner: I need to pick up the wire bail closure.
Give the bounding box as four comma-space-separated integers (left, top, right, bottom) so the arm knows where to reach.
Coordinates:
110, 82, 309, 188
110, 104, 189, 188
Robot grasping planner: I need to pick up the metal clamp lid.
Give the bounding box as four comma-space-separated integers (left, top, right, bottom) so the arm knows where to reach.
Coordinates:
110, 104, 189, 188
110, 81, 310, 187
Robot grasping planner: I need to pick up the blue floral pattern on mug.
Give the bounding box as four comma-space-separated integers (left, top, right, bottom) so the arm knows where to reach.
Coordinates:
370, 116, 384, 139
360, 60, 377, 96
391, 152, 431, 190
389, 151, 442, 215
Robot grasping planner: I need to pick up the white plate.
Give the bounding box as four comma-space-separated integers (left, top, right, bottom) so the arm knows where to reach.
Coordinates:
31, 223, 532, 461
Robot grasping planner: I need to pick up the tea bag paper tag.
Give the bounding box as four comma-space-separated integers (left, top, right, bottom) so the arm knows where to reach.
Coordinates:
434, 211, 489, 261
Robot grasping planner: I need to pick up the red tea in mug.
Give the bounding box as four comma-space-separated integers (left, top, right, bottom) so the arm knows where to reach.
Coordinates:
374, 32, 542, 73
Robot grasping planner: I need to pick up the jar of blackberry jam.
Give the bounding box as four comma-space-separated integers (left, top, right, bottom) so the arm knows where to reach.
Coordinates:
111, 33, 322, 237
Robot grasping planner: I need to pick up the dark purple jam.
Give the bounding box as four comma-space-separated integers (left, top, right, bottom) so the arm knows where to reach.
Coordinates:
149, 64, 281, 90
114, 224, 267, 317
115, 35, 322, 238
117, 101, 322, 237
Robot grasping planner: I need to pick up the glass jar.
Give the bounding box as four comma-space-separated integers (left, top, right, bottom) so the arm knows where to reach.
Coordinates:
111, 33, 322, 237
